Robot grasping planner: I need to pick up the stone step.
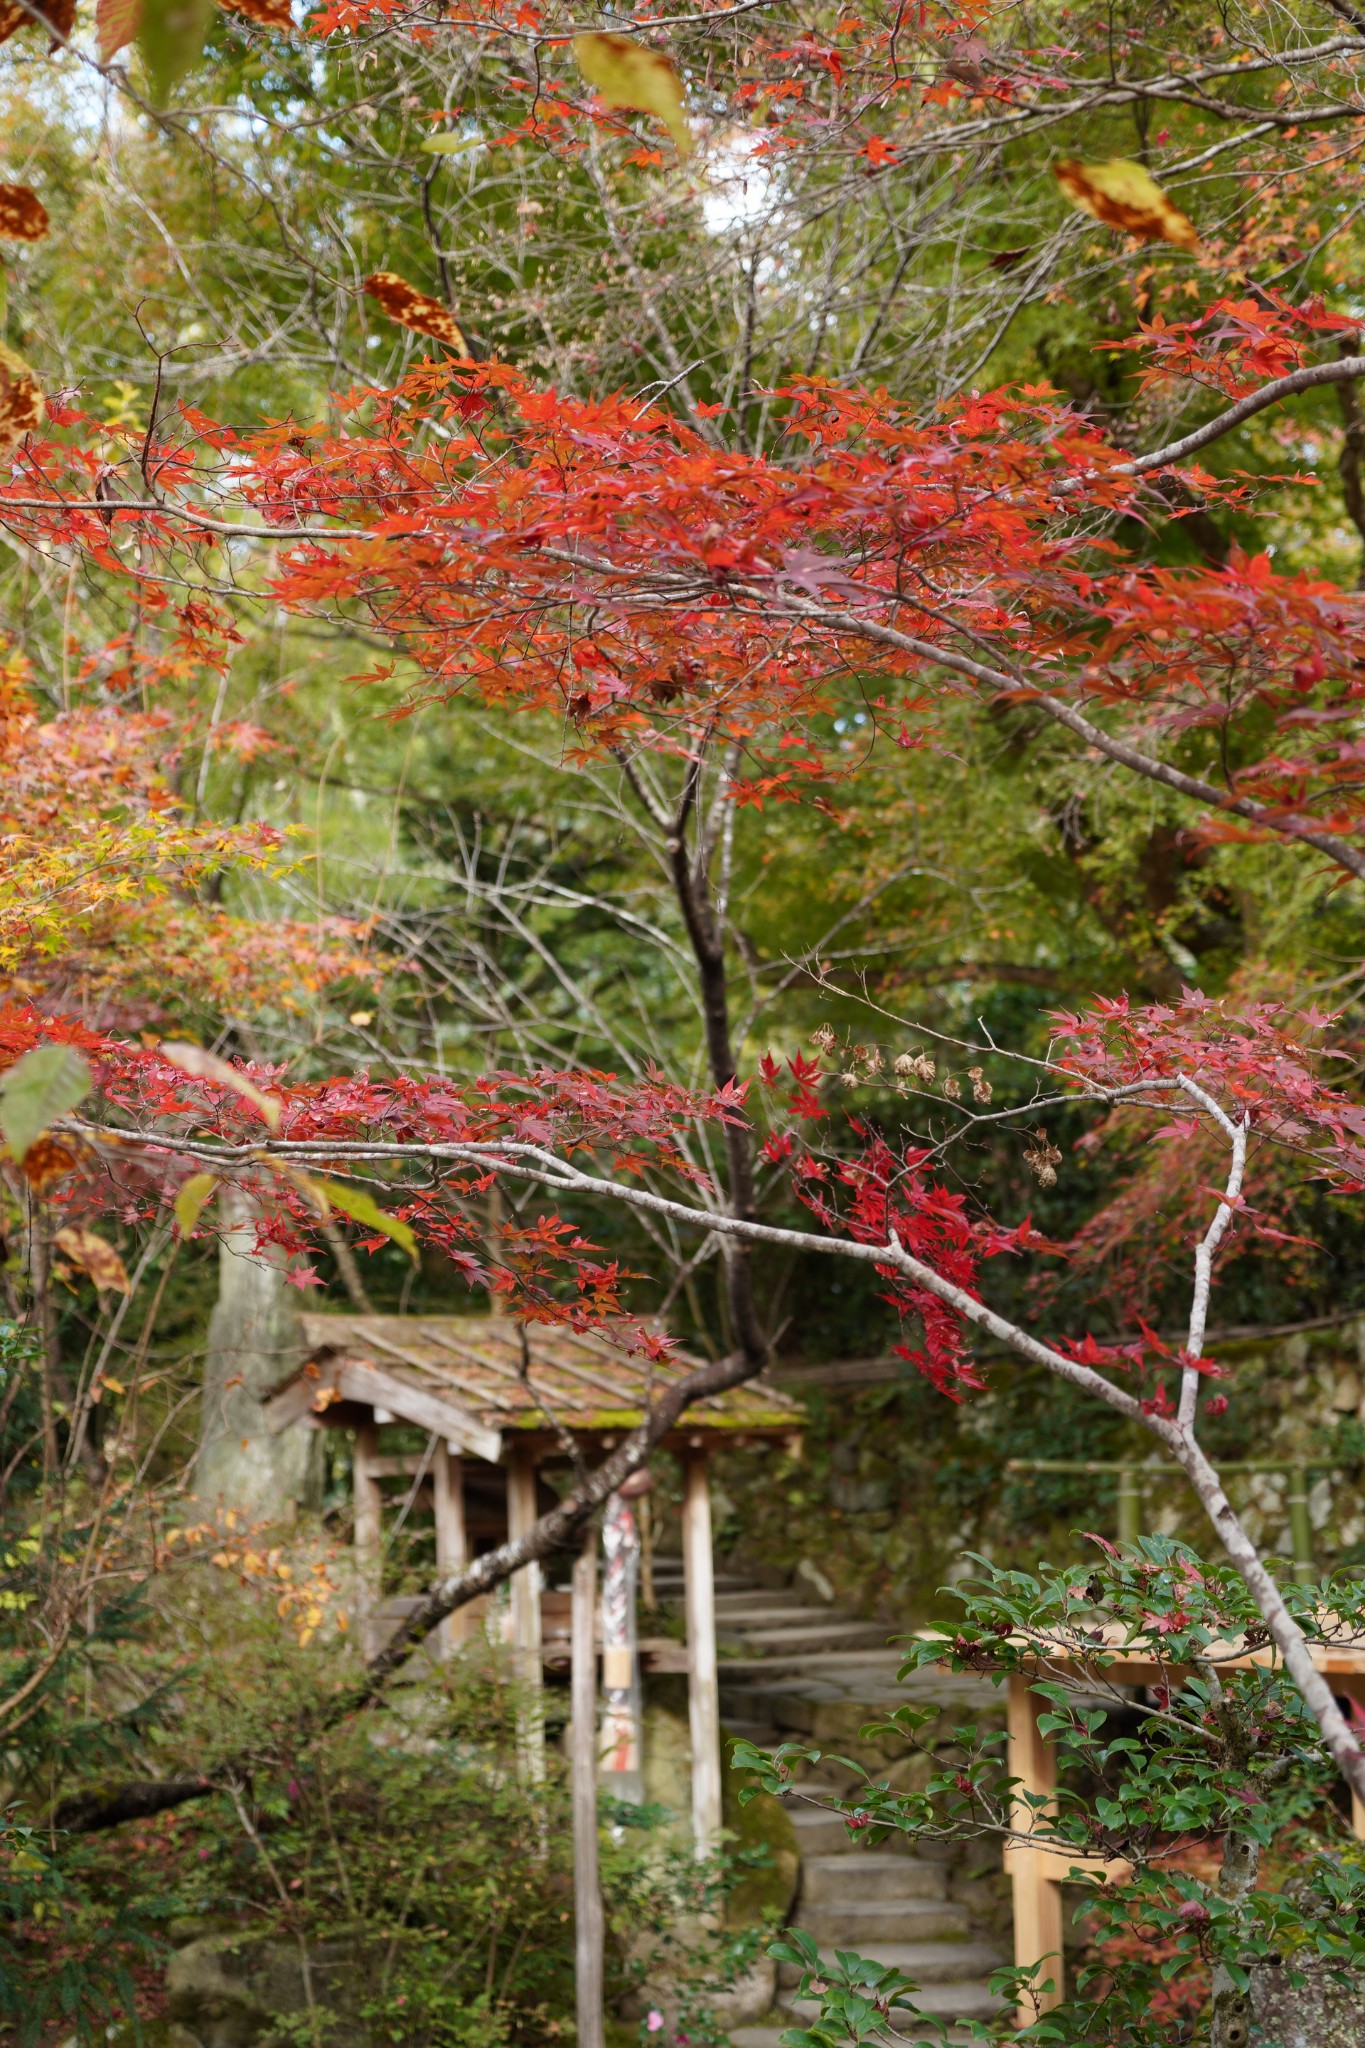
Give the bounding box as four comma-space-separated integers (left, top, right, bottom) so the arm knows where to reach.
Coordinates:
723, 1722, 781, 1748
650, 1569, 753, 1591
714, 1586, 812, 1608
777, 1939, 1004, 1990
795, 1899, 971, 1946
716, 1604, 840, 1628
723, 1620, 891, 1651
787, 1807, 867, 1855
801, 1854, 946, 1903
720, 1647, 903, 1674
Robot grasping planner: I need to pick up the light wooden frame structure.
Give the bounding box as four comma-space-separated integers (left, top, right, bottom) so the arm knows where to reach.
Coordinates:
1004, 1633, 1365, 2027
263, 1311, 804, 1850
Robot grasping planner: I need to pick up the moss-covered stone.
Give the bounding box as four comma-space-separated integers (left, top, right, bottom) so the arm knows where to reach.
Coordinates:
722, 1746, 798, 1930
165, 1926, 382, 2047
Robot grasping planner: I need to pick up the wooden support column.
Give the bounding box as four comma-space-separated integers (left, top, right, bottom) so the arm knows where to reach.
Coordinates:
507, 1448, 545, 1780
1006, 1672, 1064, 2026
1342, 1676, 1365, 1840
353, 1420, 383, 1659
682, 1444, 722, 1856
571, 1533, 605, 2048
433, 1444, 468, 1659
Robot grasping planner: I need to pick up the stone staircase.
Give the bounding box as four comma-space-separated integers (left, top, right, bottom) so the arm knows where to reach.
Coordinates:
651, 1562, 1009, 2041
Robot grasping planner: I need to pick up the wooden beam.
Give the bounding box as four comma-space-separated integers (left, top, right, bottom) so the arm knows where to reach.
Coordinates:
682, 1446, 722, 1855
1006, 1672, 1064, 2025
571, 1534, 605, 2048
433, 1446, 468, 1658
336, 1359, 502, 1462
507, 1449, 545, 1780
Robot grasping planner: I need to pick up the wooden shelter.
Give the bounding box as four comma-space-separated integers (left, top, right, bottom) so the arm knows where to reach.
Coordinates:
1003, 1630, 1365, 2027
262, 1311, 804, 1849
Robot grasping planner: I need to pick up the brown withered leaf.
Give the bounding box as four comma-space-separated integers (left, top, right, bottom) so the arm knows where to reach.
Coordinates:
216, 0, 291, 27
1054, 158, 1199, 253
0, 186, 48, 241
20, 1135, 80, 1192
0, 0, 75, 46
0, 342, 43, 455
55, 1226, 131, 1295
363, 273, 471, 354
987, 245, 1031, 272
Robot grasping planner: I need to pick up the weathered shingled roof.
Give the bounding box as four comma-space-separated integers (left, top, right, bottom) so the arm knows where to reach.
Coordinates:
262, 1312, 804, 1461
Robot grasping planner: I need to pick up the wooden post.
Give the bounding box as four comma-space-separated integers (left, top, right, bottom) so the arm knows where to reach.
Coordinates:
571, 1533, 605, 2048
1006, 1672, 1064, 2026
1342, 1677, 1365, 1841
353, 1419, 383, 1659
682, 1444, 722, 1856
433, 1444, 468, 1658
353, 1420, 383, 1565
507, 1448, 545, 1779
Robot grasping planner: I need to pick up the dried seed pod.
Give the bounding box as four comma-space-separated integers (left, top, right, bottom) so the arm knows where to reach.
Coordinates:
1023, 1130, 1063, 1188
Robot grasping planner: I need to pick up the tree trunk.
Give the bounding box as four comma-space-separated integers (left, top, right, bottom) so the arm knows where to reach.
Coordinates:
1209, 1833, 1256, 2048
196, 1187, 322, 1518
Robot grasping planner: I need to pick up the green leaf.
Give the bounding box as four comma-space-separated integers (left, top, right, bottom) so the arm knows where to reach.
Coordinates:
137, 0, 214, 105
174, 1172, 218, 1237
317, 1179, 417, 1262
0, 1045, 92, 1162
419, 132, 481, 155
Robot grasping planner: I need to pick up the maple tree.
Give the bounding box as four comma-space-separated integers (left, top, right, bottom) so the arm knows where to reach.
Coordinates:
9, 0, 1365, 2041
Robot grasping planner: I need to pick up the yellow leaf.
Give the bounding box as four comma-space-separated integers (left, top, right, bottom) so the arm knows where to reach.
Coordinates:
174, 1170, 218, 1236
54, 1226, 130, 1295
316, 1178, 417, 1263
162, 1041, 282, 1130
419, 132, 480, 157
1054, 158, 1199, 253
573, 32, 692, 160
100, 1375, 126, 1395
